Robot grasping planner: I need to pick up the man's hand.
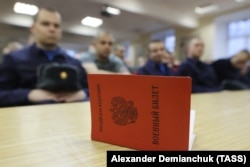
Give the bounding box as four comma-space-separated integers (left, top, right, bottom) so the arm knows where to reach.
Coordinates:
28, 89, 61, 103
28, 89, 87, 103
56, 90, 87, 102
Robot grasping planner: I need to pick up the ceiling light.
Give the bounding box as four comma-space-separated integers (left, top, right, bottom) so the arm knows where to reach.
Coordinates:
106, 6, 120, 15
195, 4, 219, 15
101, 5, 121, 17
81, 16, 103, 28
68, 25, 99, 36
13, 2, 38, 16
235, 0, 246, 3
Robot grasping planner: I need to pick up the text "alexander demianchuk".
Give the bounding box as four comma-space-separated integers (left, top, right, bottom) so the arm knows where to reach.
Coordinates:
110, 154, 246, 164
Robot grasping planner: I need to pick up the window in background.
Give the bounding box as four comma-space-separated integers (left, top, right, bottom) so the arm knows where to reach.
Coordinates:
228, 19, 250, 56
165, 35, 176, 53
151, 29, 176, 53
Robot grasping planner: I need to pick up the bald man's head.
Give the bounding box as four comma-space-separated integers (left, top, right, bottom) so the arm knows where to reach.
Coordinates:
92, 32, 115, 59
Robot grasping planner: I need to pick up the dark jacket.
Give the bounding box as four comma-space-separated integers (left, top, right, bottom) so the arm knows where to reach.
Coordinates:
136, 59, 174, 76
177, 58, 221, 93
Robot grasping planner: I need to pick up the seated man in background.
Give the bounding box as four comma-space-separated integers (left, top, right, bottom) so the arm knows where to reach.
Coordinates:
162, 50, 180, 73
177, 37, 221, 93
113, 44, 133, 73
211, 49, 250, 89
113, 44, 125, 60
0, 8, 88, 107
136, 40, 174, 76
2, 41, 23, 55
0, 41, 23, 64
80, 32, 130, 74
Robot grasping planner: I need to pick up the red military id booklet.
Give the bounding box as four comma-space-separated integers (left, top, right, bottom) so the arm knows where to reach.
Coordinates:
88, 74, 192, 150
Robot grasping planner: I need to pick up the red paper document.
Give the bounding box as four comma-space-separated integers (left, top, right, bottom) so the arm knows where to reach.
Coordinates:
88, 74, 192, 150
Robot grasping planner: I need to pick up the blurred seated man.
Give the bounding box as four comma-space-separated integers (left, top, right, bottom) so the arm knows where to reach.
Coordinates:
0, 8, 88, 107
177, 37, 221, 93
1, 41, 24, 64
162, 50, 180, 72
113, 44, 133, 73
136, 40, 174, 76
2, 41, 23, 55
113, 44, 125, 60
80, 32, 130, 74
212, 49, 250, 89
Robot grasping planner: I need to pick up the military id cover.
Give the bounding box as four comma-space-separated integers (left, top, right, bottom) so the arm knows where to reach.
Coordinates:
88, 74, 192, 150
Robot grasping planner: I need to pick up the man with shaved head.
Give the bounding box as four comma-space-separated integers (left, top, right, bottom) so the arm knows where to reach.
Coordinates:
80, 32, 130, 74
0, 8, 89, 107
177, 37, 221, 93
136, 40, 174, 76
